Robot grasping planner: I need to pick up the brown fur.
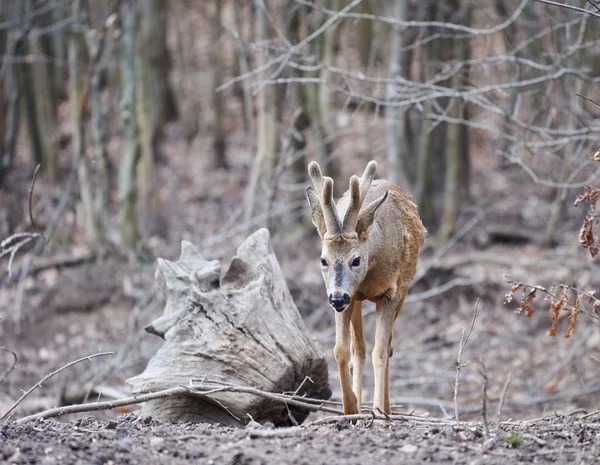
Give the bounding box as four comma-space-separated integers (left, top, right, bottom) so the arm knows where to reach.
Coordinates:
307, 161, 426, 415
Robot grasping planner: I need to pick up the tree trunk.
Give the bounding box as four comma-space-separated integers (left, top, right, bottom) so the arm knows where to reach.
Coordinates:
30, 34, 59, 181
303, 1, 337, 188
438, 0, 473, 241
386, 0, 412, 191
0, 11, 19, 184
244, 0, 281, 224
136, 0, 171, 238
84, 5, 115, 238
210, 0, 228, 169
231, 0, 255, 137
413, 5, 437, 227
119, 0, 141, 251
69, 3, 100, 246
127, 229, 331, 426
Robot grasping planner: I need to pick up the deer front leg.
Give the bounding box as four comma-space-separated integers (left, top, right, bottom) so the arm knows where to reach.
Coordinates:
350, 300, 365, 413
334, 307, 358, 415
372, 301, 396, 415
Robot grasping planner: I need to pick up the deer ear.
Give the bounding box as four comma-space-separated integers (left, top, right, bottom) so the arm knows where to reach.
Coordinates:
356, 190, 389, 237
306, 186, 326, 238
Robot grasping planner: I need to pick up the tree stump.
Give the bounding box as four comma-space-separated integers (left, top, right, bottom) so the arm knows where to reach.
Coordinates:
127, 229, 331, 426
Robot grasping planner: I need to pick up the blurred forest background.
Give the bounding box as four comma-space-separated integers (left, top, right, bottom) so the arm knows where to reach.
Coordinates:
1, 0, 600, 422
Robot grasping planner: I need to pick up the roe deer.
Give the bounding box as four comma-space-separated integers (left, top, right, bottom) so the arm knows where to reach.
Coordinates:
306, 160, 426, 415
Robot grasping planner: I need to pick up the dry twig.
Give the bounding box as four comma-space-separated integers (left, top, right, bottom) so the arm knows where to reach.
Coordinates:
453, 300, 482, 424
0, 346, 18, 384
496, 371, 513, 423
477, 357, 490, 439
1, 351, 113, 421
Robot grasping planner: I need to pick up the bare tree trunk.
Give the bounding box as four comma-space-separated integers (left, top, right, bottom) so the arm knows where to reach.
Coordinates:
50, 0, 68, 100
231, 0, 255, 137
84, 5, 116, 237
414, 8, 437, 226
0, 8, 22, 183
244, 0, 281, 224
31, 34, 59, 181
15, 3, 44, 173
386, 0, 412, 191
119, 0, 141, 251
210, 0, 228, 169
69, 2, 100, 246
356, 0, 373, 68
438, 0, 473, 241
317, 0, 340, 185
13, 0, 60, 181
136, 0, 173, 237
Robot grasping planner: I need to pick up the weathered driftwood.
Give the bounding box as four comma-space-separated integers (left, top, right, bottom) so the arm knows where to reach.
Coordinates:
127, 228, 331, 426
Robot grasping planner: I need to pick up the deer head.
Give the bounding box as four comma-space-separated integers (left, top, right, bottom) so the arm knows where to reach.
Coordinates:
306, 161, 389, 312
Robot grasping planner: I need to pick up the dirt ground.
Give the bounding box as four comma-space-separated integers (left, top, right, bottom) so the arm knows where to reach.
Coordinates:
2, 413, 600, 465
2, 16, 600, 462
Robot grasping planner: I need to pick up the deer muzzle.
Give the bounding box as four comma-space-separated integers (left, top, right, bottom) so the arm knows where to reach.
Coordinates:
329, 292, 351, 312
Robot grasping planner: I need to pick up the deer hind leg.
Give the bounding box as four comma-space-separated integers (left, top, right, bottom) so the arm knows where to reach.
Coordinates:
384, 333, 392, 413
372, 301, 395, 415
350, 300, 365, 413
334, 307, 358, 415
382, 288, 407, 414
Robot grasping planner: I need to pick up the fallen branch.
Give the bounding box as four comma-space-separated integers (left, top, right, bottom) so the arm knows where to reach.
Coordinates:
16, 380, 341, 424
2, 351, 113, 421
0, 248, 96, 281
17, 378, 462, 426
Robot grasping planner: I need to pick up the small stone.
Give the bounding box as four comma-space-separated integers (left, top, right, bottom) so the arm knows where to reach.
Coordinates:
400, 444, 417, 454
149, 437, 165, 449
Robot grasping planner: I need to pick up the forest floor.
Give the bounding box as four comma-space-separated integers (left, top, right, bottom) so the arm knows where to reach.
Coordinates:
1, 107, 600, 463
2, 413, 600, 464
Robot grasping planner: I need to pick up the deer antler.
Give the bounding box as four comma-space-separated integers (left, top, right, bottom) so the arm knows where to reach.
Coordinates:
342, 161, 378, 234
308, 161, 342, 237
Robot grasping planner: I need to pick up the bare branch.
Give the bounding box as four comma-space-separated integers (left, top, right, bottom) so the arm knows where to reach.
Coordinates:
1, 351, 114, 421
28, 164, 41, 234
0, 346, 18, 384
295, 0, 531, 36
534, 0, 600, 19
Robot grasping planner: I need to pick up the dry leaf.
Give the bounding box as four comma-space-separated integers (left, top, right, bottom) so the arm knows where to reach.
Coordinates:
504, 284, 522, 305
575, 186, 599, 208
523, 288, 536, 317
564, 307, 580, 339
548, 298, 563, 337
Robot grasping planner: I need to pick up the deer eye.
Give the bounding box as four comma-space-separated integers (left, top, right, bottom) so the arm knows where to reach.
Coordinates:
320, 257, 328, 267
351, 257, 361, 267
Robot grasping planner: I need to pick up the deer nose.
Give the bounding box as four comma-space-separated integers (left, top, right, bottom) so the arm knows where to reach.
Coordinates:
329, 293, 351, 311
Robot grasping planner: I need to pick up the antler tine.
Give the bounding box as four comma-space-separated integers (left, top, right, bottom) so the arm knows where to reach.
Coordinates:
321, 177, 342, 236
342, 175, 361, 234
308, 161, 324, 192
342, 161, 378, 234
359, 161, 377, 202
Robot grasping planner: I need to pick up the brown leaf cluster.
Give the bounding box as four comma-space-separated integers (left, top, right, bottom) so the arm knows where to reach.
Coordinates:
574, 183, 600, 258
505, 279, 598, 339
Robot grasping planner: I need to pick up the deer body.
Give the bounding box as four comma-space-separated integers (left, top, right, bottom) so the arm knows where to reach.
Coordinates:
306, 161, 426, 415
